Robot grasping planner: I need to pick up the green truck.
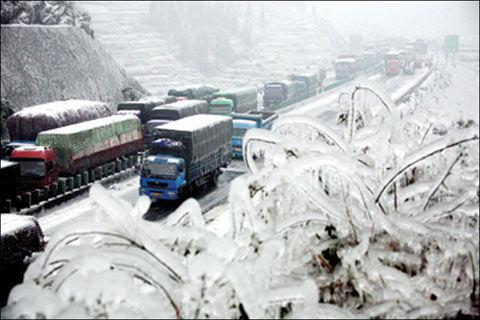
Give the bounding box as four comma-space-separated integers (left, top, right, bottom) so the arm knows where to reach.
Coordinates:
208, 87, 258, 116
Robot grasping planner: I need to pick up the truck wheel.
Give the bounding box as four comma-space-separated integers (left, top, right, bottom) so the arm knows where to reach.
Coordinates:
210, 171, 219, 187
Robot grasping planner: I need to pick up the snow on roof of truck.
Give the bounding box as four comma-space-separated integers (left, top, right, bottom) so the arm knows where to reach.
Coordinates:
157, 114, 231, 132
233, 119, 257, 127
12, 100, 109, 118
214, 87, 257, 95
335, 58, 356, 63
1, 160, 17, 169
155, 100, 207, 110
40, 114, 139, 135
1, 214, 38, 235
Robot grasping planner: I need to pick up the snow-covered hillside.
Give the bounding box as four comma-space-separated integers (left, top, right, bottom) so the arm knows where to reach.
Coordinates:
77, 1, 344, 95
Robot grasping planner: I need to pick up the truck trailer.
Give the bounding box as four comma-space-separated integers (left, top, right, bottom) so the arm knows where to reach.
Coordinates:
32, 114, 143, 176
230, 110, 278, 159
289, 72, 319, 99
1, 160, 19, 210
209, 87, 258, 115
334, 58, 356, 80
167, 85, 219, 102
140, 114, 232, 201
144, 100, 209, 145
6, 100, 113, 144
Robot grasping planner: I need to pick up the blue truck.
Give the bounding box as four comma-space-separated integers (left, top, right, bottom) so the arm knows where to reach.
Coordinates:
140, 114, 232, 201
143, 100, 209, 146
230, 110, 278, 159
263, 80, 296, 110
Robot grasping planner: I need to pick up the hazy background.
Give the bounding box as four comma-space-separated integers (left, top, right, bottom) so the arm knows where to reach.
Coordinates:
307, 1, 479, 41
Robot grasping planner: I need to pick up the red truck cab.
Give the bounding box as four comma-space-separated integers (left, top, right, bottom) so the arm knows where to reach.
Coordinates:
384, 52, 401, 76
9, 146, 57, 191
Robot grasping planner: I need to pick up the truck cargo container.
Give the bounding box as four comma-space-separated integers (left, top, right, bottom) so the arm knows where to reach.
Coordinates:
289, 72, 319, 99
209, 87, 258, 115
144, 100, 209, 145
167, 85, 219, 102
35, 114, 142, 175
140, 114, 232, 201
263, 81, 296, 110
1, 214, 46, 307
1, 160, 19, 209
230, 110, 278, 159
6, 100, 113, 142
117, 95, 176, 124
335, 58, 356, 80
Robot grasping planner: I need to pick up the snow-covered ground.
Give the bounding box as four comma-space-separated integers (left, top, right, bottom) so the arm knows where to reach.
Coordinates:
76, 1, 343, 94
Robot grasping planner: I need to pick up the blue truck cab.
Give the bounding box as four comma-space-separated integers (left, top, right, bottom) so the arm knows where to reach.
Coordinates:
232, 119, 257, 159
230, 110, 278, 159
140, 152, 186, 201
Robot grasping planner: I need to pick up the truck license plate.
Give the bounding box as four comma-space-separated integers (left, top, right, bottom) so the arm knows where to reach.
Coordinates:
152, 192, 161, 197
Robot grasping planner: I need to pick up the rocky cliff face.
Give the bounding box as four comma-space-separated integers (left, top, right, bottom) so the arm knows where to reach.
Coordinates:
0, 25, 148, 113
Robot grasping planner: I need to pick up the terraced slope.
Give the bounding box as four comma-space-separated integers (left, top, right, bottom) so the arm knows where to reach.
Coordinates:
78, 1, 346, 95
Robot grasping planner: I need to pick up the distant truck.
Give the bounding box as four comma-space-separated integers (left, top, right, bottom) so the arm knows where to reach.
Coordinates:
289, 72, 319, 99
5, 100, 113, 153
335, 58, 356, 80
263, 81, 295, 110
167, 85, 219, 102
140, 114, 232, 201
209, 87, 258, 115
384, 52, 401, 76
144, 100, 209, 146
230, 110, 278, 159
8, 115, 143, 192
1, 214, 46, 307
117, 96, 176, 124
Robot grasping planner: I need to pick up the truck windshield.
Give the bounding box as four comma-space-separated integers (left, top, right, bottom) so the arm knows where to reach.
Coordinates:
210, 104, 231, 115
15, 159, 45, 177
264, 85, 282, 95
144, 162, 177, 179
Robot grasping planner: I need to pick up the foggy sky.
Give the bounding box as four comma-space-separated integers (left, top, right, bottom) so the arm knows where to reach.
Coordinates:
309, 1, 479, 40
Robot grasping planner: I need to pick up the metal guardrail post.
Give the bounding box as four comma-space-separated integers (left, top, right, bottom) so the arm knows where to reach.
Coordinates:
68, 177, 74, 191
50, 182, 58, 197
75, 174, 81, 188
16, 195, 22, 212
89, 169, 95, 182
116, 159, 122, 172
5, 199, 11, 213
43, 186, 49, 201
58, 178, 66, 194
82, 171, 89, 185
32, 189, 40, 205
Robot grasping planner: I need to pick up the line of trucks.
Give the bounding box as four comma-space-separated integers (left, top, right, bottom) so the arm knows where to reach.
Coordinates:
1, 39, 429, 207
333, 39, 430, 79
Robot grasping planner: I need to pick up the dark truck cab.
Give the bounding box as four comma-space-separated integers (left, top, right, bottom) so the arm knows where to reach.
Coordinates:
144, 100, 209, 146
1, 214, 47, 307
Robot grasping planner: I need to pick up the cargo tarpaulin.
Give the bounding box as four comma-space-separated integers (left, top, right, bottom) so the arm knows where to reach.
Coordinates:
36, 115, 142, 174
151, 115, 232, 180
7, 100, 113, 141
149, 100, 209, 121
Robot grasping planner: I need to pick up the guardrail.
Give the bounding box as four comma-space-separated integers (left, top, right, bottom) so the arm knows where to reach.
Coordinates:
1, 152, 147, 215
